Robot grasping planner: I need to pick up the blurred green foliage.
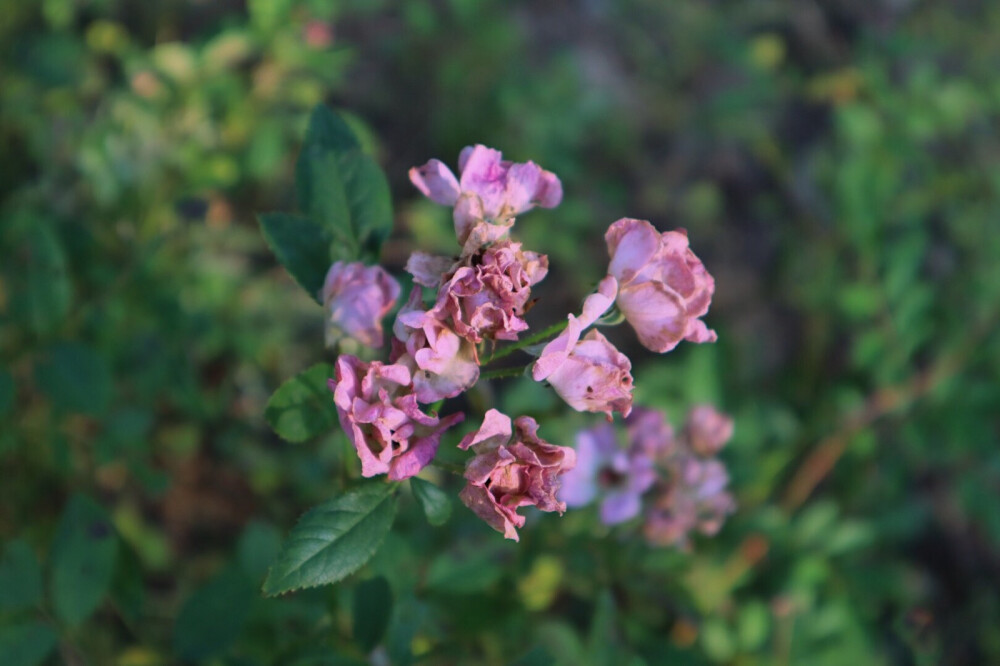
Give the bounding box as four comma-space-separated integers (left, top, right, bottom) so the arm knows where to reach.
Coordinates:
2, 0, 1000, 664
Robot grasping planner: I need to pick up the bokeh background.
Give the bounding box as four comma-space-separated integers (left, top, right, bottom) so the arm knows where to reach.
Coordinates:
2, 1, 1000, 664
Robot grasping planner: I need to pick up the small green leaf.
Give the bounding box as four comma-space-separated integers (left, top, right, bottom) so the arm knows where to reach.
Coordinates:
0, 622, 58, 666
410, 477, 452, 526
237, 521, 283, 580
587, 590, 617, 666
264, 363, 338, 443
2, 213, 71, 336
301, 105, 361, 154
49, 494, 118, 626
425, 550, 502, 595
352, 576, 393, 652
385, 596, 424, 666
258, 212, 333, 303
34, 342, 112, 416
173, 569, 256, 661
263, 484, 397, 596
0, 369, 14, 418
0, 540, 43, 611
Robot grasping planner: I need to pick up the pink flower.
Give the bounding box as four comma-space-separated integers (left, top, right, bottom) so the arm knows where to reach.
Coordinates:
532, 277, 633, 420
321, 261, 400, 348
410, 145, 562, 222
410, 145, 562, 256
429, 240, 548, 343
684, 404, 734, 457
391, 290, 480, 403
458, 409, 576, 541
605, 218, 717, 353
643, 458, 735, 547
329, 355, 463, 481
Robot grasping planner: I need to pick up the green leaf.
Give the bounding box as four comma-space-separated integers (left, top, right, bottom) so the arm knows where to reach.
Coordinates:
264, 363, 338, 443
340, 152, 393, 259
587, 590, 617, 666
0, 369, 14, 418
409, 477, 452, 526
258, 212, 333, 303
0, 540, 43, 611
2, 211, 71, 336
172, 569, 256, 661
34, 342, 112, 416
0, 622, 58, 666
293, 105, 393, 262
297, 148, 355, 254
352, 576, 392, 652
385, 596, 424, 666
263, 484, 397, 596
49, 494, 118, 626
425, 550, 502, 595
237, 521, 283, 580
301, 105, 361, 154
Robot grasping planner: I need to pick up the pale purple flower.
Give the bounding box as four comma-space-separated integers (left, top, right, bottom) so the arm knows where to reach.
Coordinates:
329, 355, 463, 481
605, 218, 717, 353
532, 276, 633, 420
559, 423, 657, 525
429, 240, 548, 343
458, 409, 576, 541
391, 290, 479, 404
321, 261, 400, 348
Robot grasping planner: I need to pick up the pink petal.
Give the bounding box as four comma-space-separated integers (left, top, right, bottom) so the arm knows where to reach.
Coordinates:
606, 218, 659, 284
409, 159, 460, 206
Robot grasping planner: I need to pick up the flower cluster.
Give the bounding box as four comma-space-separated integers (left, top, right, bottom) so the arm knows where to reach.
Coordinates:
561, 405, 736, 548
321, 143, 726, 541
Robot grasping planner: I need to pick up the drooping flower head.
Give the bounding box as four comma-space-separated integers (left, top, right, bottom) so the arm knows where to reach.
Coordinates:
321, 261, 400, 348
391, 289, 479, 404
329, 355, 463, 481
532, 276, 633, 420
605, 218, 717, 353
458, 409, 576, 541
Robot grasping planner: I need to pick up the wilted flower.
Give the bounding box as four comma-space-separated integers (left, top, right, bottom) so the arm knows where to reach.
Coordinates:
321, 261, 400, 348
429, 240, 548, 343
458, 409, 576, 541
391, 290, 480, 404
532, 276, 633, 420
329, 356, 463, 481
605, 218, 717, 353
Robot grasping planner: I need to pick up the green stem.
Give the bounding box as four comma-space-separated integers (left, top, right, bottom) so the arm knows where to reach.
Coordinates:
433, 461, 466, 476
484, 319, 569, 364
480, 366, 528, 381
